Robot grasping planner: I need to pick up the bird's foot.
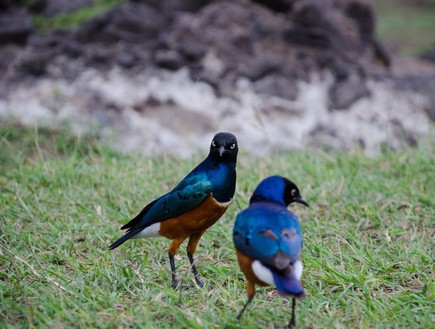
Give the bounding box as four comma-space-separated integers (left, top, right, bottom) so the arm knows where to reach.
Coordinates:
194, 276, 204, 288
171, 279, 179, 290
171, 278, 201, 290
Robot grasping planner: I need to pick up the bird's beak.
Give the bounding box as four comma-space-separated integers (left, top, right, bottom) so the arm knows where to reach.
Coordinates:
218, 146, 225, 156
295, 197, 309, 207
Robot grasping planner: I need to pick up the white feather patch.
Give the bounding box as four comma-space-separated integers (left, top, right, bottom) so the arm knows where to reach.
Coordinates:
252, 259, 303, 287
251, 260, 274, 286
294, 260, 303, 280
131, 223, 161, 239
215, 198, 232, 207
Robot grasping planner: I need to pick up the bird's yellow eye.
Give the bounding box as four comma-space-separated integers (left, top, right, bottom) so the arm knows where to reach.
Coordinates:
230, 143, 236, 149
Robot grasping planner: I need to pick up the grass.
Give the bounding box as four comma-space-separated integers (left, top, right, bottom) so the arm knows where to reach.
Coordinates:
0, 125, 434, 328
32, 0, 127, 34
374, 0, 435, 56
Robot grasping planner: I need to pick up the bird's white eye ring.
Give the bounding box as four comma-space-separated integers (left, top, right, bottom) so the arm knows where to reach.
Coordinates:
212, 141, 216, 147
291, 189, 297, 196
230, 143, 236, 149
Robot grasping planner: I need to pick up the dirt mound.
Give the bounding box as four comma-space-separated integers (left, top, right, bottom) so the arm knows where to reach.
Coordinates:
2, 0, 391, 107
0, 0, 433, 156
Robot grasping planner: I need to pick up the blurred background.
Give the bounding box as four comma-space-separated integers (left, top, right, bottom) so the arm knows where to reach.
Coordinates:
0, 0, 434, 156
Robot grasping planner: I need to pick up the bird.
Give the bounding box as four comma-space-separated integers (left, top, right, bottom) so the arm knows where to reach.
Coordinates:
109, 132, 238, 289
233, 175, 309, 328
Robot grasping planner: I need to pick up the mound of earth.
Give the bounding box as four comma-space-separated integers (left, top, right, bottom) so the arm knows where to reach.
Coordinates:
0, 0, 433, 156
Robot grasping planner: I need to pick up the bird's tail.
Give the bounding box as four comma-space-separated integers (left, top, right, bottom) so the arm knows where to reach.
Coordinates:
109, 228, 141, 250
271, 269, 305, 299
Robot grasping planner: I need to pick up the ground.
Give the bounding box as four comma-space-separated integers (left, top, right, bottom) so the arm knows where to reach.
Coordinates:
0, 126, 433, 328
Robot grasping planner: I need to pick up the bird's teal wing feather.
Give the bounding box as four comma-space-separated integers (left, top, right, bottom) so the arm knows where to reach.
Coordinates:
124, 174, 212, 232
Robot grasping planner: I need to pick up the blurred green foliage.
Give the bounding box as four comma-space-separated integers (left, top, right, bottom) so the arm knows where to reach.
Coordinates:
374, 0, 435, 55
32, 0, 127, 34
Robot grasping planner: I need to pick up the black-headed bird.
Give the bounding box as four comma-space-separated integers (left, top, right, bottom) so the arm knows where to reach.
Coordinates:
110, 132, 238, 289
233, 176, 308, 328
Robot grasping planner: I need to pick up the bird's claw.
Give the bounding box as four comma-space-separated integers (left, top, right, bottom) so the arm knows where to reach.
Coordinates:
171, 279, 179, 290
195, 277, 204, 288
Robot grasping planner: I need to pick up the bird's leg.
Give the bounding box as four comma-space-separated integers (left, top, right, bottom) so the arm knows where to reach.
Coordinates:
289, 298, 296, 329
237, 296, 254, 321
168, 252, 178, 289
237, 280, 256, 321
187, 252, 204, 288
186, 231, 206, 288
168, 238, 184, 289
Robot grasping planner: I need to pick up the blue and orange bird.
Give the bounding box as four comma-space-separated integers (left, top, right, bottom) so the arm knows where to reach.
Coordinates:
110, 132, 238, 289
233, 176, 309, 328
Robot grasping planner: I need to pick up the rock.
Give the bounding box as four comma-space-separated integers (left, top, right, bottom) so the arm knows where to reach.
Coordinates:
254, 75, 299, 100
154, 49, 186, 70
42, 0, 92, 18
288, 0, 358, 50
424, 98, 435, 122
85, 46, 114, 66
395, 74, 435, 121
0, 9, 34, 44
0, 0, 431, 157
0, 0, 14, 10
0, 0, 392, 108
0, 45, 19, 77
159, 0, 212, 13
309, 124, 348, 150
20, 50, 53, 76
62, 40, 84, 58
27, 29, 70, 49
251, 0, 296, 12
287, 0, 390, 72
343, 0, 391, 67
343, 0, 375, 43
73, 3, 165, 44
328, 79, 371, 110
133, 0, 212, 13
333, 65, 350, 82
165, 0, 294, 90
117, 51, 138, 69
27, 0, 47, 14
420, 47, 435, 64
133, 97, 216, 135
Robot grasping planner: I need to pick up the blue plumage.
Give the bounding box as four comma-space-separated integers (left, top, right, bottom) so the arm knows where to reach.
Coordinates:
233, 175, 308, 327
234, 202, 302, 271
110, 132, 238, 288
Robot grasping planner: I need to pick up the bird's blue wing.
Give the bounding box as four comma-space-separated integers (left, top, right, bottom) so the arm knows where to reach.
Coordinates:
123, 174, 212, 231
234, 209, 278, 259
233, 205, 302, 268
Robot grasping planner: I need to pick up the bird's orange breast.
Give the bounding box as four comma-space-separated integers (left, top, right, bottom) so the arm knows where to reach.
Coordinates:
236, 249, 269, 287
159, 194, 230, 239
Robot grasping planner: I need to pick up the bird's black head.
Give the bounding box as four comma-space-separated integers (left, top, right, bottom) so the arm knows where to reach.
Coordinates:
282, 177, 309, 207
250, 175, 309, 207
209, 132, 238, 162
